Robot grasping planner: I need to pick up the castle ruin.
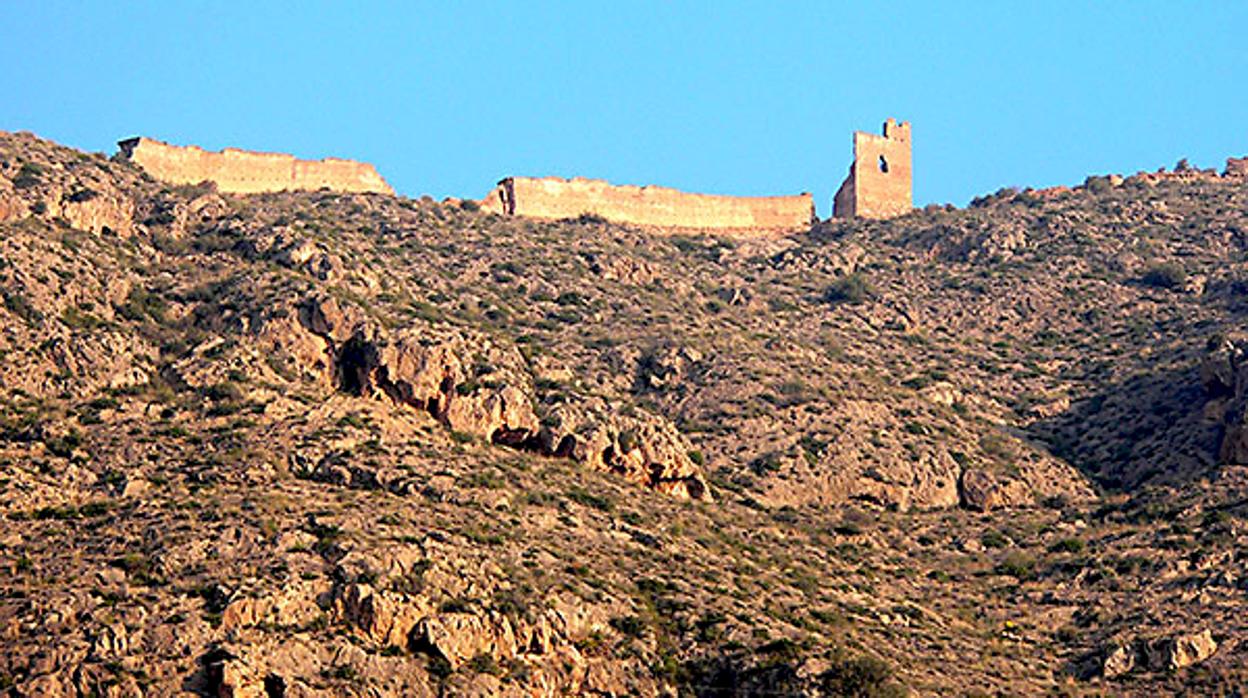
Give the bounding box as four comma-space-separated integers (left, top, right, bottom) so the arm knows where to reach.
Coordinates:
115, 117, 912, 230
833, 118, 912, 220
479, 176, 814, 237
116, 137, 394, 195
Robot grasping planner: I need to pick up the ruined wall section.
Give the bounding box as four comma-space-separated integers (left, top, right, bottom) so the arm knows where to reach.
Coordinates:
480, 176, 814, 236
116, 137, 394, 195
833, 118, 912, 220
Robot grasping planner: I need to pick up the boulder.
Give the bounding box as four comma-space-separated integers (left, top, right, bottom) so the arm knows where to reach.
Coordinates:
1100, 642, 1136, 678
332, 583, 428, 648
538, 401, 711, 501
1146, 630, 1218, 671
59, 188, 136, 237
414, 612, 519, 669
959, 469, 1029, 511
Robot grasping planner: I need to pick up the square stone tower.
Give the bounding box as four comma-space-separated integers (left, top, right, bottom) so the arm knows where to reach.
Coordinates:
833, 118, 912, 219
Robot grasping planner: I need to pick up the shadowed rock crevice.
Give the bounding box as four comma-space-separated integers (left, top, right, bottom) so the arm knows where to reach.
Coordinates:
1029, 362, 1221, 491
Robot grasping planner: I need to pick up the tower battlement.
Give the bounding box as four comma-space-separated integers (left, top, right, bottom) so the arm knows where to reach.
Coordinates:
833, 118, 913, 220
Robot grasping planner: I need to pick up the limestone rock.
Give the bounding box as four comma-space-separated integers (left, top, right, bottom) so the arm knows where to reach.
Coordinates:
1100, 642, 1136, 678
414, 611, 520, 669
538, 401, 711, 501
959, 469, 1030, 511
219, 581, 325, 632
276, 296, 709, 500
58, 188, 136, 237
1146, 630, 1218, 672
332, 583, 428, 648
640, 343, 704, 391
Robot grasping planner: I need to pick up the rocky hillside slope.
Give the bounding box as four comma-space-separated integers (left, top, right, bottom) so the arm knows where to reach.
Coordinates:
1, 130, 1247, 696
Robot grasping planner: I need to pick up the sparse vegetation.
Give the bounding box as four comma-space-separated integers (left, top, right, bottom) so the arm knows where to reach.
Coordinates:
0, 129, 1244, 695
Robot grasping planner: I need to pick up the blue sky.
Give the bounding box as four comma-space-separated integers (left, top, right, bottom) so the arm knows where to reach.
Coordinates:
2, 2, 1245, 214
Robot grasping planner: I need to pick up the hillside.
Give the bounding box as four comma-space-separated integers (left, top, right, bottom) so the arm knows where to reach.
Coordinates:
1, 130, 1247, 696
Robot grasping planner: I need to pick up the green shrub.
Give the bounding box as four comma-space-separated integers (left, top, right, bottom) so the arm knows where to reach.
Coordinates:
824, 273, 871, 305
1, 290, 42, 324
617, 429, 638, 453
568, 212, 608, 225
566, 487, 614, 512
12, 163, 44, 189
995, 552, 1037, 580
1083, 175, 1113, 194
1140, 263, 1186, 290
610, 615, 648, 637
117, 286, 168, 323
61, 306, 104, 331
980, 529, 1010, 549
1048, 538, 1086, 554
467, 653, 501, 676
817, 650, 907, 697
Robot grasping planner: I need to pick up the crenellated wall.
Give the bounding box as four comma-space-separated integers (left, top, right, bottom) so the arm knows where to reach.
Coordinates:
116, 137, 394, 195
833, 118, 912, 220
479, 176, 813, 236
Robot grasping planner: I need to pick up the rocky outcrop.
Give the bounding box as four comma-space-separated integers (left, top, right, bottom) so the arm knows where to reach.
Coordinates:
1200, 338, 1248, 463
1099, 641, 1136, 678
1090, 630, 1218, 678
537, 400, 710, 500
335, 324, 541, 446
0, 153, 140, 237
638, 343, 704, 392
959, 468, 1031, 511
1146, 630, 1218, 671
281, 295, 711, 500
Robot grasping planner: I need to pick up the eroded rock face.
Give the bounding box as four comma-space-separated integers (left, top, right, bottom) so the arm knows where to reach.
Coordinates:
538, 400, 711, 500
959, 469, 1030, 511
336, 324, 540, 446
1087, 630, 1218, 679
56, 188, 137, 237
1146, 630, 1218, 672
1100, 642, 1136, 678
334, 583, 429, 648
278, 295, 711, 500
0, 159, 139, 237
1200, 338, 1248, 463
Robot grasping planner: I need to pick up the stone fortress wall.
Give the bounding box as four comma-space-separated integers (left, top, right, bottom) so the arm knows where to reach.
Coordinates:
833, 118, 913, 220
118, 117, 922, 231
116, 137, 394, 195
479, 176, 815, 236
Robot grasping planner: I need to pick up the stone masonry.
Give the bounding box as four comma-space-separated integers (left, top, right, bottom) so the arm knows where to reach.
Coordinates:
479, 176, 814, 237
116, 137, 394, 195
833, 118, 912, 220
